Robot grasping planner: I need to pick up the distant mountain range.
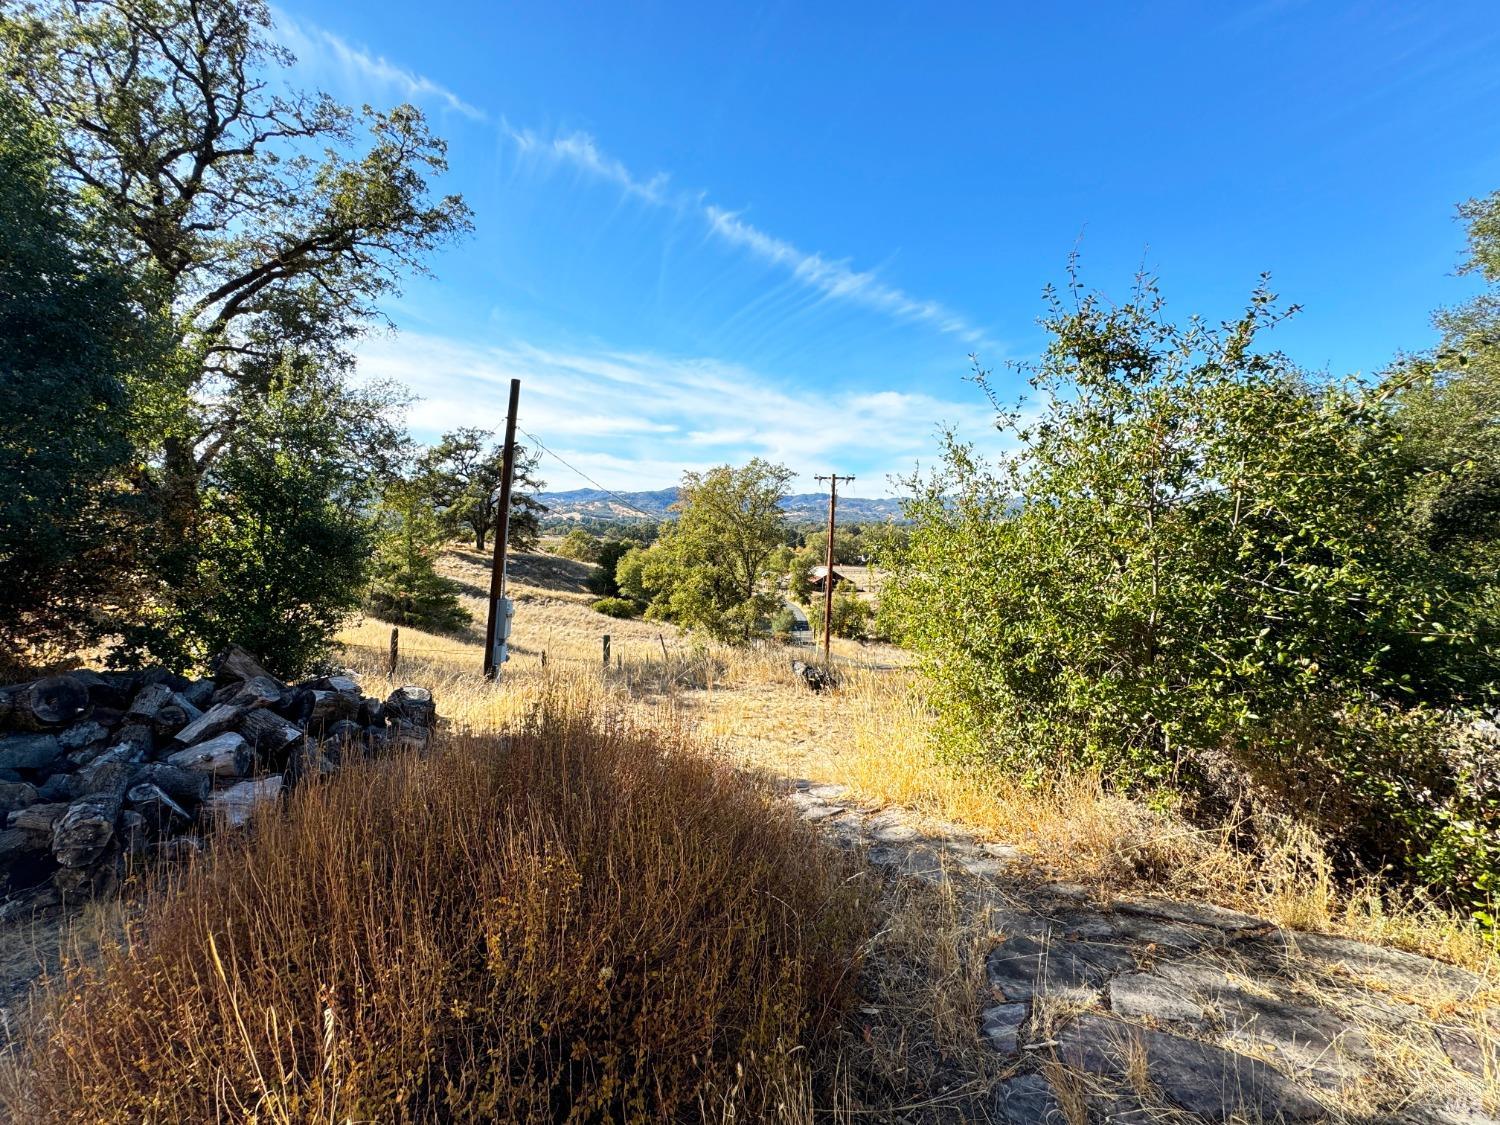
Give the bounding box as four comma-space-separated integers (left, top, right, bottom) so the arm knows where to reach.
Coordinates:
535, 487, 907, 524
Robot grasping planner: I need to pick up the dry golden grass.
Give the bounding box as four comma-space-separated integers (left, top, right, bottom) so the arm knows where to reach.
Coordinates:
4, 689, 873, 1122
343, 549, 1499, 983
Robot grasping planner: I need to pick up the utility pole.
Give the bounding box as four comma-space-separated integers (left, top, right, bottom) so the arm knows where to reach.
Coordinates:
814, 472, 855, 665
483, 378, 521, 679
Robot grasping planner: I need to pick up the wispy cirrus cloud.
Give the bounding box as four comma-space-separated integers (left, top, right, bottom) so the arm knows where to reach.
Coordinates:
504, 124, 669, 204
274, 10, 486, 121
356, 331, 1004, 493
702, 205, 987, 345
497, 124, 990, 347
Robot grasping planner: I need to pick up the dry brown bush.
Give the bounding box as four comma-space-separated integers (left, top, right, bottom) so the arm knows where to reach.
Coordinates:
3, 694, 871, 1122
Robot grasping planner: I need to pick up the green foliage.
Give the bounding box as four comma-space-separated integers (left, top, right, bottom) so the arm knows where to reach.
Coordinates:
421, 430, 545, 551
586, 537, 645, 598
0, 95, 163, 673
811, 583, 874, 641
620, 461, 794, 642
123, 366, 383, 677
555, 528, 602, 562
768, 606, 799, 641
887, 270, 1500, 904
1, 0, 468, 673
590, 597, 639, 620
365, 476, 470, 636
787, 549, 818, 605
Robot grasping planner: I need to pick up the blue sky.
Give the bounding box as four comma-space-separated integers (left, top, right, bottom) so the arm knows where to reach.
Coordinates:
274, 1, 1500, 496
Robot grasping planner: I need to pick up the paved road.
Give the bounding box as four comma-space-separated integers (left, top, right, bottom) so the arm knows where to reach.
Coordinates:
782, 599, 813, 645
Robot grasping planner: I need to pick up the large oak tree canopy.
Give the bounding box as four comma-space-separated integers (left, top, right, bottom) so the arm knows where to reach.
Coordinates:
1, 0, 472, 470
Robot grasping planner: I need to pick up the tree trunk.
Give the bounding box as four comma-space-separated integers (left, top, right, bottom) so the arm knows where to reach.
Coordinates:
474, 525, 486, 551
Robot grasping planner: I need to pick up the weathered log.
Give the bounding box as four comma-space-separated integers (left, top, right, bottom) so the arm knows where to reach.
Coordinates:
53, 792, 123, 867
173, 702, 246, 746
127, 782, 192, 829
125, 683, 175, 724
157, 693, 203, 735
204, 775, 283, 829
305, 690, 359, 731
209, 644, 276, 686
0, 733, 64, 771
75, 746, 142, 798
70, 670, 135, 709
0, 826, 47, 864
181, 678, 216, 709
237, 708, 303, 757
119, 809, 149, 856
0, 781, 38, 813
790, 660, 836, 693
11, 676, 92, 730
386, 685, 436, 728
230, 676, 285, 710
36, 773, 75, 803
9, 802, 70, 833
114, 722, 156, 755
389, 720, 432, 754
166, 732, 252, 778
58, 721, 111, 755
137, 762, 211, 805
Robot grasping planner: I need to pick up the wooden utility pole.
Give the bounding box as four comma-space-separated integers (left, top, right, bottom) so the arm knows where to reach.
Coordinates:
814, 473, 855, 665
483, 378, 522, 679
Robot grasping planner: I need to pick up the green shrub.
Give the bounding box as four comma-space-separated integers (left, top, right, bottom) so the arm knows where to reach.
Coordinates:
591, 596, 639, 619
886, 272, 1500, 907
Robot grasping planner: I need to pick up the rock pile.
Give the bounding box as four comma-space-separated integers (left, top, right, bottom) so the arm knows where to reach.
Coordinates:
0, 645, 436, 901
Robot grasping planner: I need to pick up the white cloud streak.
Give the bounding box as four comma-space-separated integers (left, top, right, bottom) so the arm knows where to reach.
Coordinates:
500, 125, 989, 347
275, 11, 486, 121
356, 331, 1004, 494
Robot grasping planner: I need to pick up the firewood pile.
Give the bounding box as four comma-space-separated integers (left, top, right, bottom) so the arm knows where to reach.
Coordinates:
0, 645, 436, 905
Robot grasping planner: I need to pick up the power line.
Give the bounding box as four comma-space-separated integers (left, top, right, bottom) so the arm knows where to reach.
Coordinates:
516, 425, 663, 521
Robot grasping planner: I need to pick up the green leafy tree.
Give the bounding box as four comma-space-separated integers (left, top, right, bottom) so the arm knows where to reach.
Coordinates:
365, 477, 470, 635
810, 582, 873, 641
421, 429, 545, 551
554, 527, 602, 562
122, 363, 390, 676
0, 95, 164, 673
623, 461, 794, 641
1394, 190, 1500, 556
2, 0, 469, 669
887, 269, 1499, 897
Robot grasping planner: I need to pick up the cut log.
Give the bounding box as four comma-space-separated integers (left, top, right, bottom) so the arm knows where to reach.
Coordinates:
209, 644, 276, 686
75, 746, 142, 798
119, 809, 149, 856
126, 683, 175, 724
204, 775, 283, 829
9, 802, 70, 833
385, 685, 436, 728
137, 762, 210, 805
0, 781, 38, 813
237, 709, 303, 757
389, 720, 432, 754
166, 732, 252, 778
127, 782, 192, 829
181, 679, 215, 708
12, 676, 92, 730
172, 702, 246, 746
0, 826, 47, 863
53, 792, 124, 867
305, 690, 359, 731
36, 773, 75, 803
0, 733, 64, 771
58, 721, 111, 754
230, 676, 285, 710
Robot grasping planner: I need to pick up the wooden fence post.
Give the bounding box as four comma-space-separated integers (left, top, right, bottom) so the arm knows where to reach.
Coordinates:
602, 635, 611, 668
388, 628, 399, 679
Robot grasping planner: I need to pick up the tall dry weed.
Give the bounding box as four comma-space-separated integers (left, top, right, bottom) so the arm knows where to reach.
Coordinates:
4, 693, 871, 1122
